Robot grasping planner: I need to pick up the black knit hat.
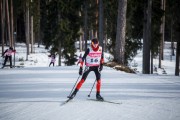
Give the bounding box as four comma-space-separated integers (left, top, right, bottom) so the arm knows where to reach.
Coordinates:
91, 38, 99, 44
9, 47, 13, 50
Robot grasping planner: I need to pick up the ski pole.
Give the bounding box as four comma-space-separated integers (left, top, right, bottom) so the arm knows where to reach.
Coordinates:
67, 75, 81, 98
88, 79, 96, 97
67, 67, 88, 98
88, 70, 101, 97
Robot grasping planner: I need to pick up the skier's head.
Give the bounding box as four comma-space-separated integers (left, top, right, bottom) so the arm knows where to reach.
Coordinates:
9, 47, 13, 50
91, 38, 99, 51
52, 54, 55, 58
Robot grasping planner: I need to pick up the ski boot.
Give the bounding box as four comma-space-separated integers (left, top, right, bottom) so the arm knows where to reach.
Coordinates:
96, 92, 104, 101
68, 89, 78, 99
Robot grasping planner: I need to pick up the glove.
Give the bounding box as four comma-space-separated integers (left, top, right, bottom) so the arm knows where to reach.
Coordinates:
99, 64, 103, 71
79, 67, 83, 75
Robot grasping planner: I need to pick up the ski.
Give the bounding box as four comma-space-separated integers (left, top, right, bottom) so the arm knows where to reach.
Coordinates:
61, 98, 122, 106
60, 98, 73, 106
87, 99, 122, 105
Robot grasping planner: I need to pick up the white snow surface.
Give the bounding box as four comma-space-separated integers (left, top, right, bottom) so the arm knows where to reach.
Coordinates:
0, 42, 180, 120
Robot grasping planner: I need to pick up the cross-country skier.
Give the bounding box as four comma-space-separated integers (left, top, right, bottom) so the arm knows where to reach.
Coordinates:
49, 54, 56, 67
1, 47, 16, 68
68, 38, 104, 101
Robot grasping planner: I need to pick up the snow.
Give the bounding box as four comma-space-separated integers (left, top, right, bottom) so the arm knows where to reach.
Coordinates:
0, 42, 180, 120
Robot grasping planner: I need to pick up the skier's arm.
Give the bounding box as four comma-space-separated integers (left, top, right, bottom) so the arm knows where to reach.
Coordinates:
79, 48, 90, 67
13, 49, 16, 53
78, 48, 89, 75
2, 49, 8, 57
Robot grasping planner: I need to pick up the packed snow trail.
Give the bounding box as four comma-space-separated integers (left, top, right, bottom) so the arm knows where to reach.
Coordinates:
0, 66, 180, 120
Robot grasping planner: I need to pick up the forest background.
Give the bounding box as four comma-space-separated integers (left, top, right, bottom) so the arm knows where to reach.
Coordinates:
0, 0, 179, 75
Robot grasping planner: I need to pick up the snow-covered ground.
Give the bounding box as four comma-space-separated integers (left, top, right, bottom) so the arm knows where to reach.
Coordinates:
0, 42, 180, 120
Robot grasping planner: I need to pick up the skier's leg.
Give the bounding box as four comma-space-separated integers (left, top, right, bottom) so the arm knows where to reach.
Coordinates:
94, 67, 101, 92
96, 80, 104, 100
9, 56, 12, 68
94, 68, 104, 101
96, 80, 101, 93
49, 62, 52, 67
2, 56, 8, 68
69, 79, 85, 99
69, 68, 91, 99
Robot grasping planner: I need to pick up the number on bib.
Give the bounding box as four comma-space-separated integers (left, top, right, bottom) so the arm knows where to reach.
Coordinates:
91, 58, 99, 63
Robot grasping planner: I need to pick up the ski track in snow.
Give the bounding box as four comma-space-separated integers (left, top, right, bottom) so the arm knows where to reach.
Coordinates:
0, 66, 180, 120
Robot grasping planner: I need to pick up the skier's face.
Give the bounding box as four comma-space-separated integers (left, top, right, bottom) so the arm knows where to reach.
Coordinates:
92, 41, 99, 48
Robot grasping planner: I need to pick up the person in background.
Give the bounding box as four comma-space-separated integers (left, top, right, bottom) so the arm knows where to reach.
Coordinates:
49, 54, 56, 67
68, 38, 104, 101
1, 47, 16, 68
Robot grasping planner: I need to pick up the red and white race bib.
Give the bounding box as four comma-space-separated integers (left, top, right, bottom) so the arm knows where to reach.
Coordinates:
86, 47, 102, 67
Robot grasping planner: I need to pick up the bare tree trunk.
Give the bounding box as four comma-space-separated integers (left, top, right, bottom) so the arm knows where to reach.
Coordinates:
90, 29, 93, 39
174, 2, 180, 76
6, 0, 11, 46
174, 0, 180, 76
162, 0, 166, 59
104, 18, 107, 52
79, 27, 83, 52
104, 33, 107, 52
58, 40, 61, 66
161, 0, 165, 60
98, 0, 104, 49
151, 53, 153, 74
83, 0, 88, 51
37, 0, 41, 47
143, 0, 151, 74
57, 6, 61, 66
10, 0, 14, 48
1, 0, 5, 53
159, 0, 166, 67
25, 0, 30, 60
171, 19, 175, 57
159, 44, 162, 68
10, 0, 15, 67
115, 0, 127, 65
143, 0, 147, 73
30, 0, 34, 53
171, 18, 175, 61
95, 0, 98, 38
30, 15, 33, 53
175, 40, 180, 76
